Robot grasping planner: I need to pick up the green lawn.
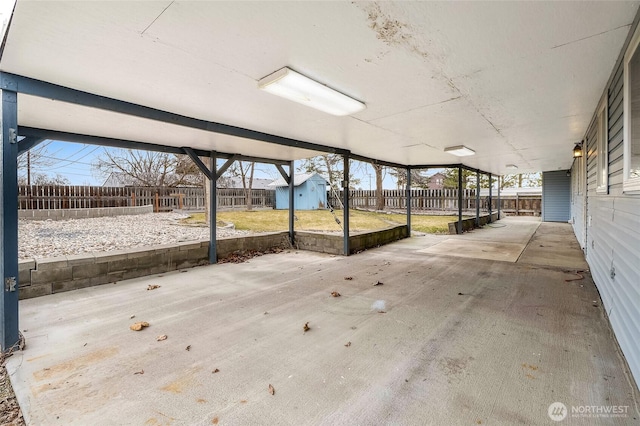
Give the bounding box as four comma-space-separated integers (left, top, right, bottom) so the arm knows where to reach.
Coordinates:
181, 209, 458, 234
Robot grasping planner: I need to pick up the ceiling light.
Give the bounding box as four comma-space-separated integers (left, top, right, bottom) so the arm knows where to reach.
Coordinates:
444, 145, 475, 157
506, 164, 518, 170
258, 67, 365, 116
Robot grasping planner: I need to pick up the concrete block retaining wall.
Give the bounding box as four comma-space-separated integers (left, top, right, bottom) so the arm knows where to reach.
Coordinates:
18, 227, 407, 299
448, 213, 500, 234
296, 225, 409, 255
19, 205, 154, 220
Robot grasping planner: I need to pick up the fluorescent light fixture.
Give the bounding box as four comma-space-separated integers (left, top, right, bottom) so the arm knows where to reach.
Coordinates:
506, 164, 518, 170
258, 67, 365, 116
444, 145, 475, 157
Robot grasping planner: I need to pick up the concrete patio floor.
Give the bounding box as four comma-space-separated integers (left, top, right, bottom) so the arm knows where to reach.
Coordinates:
7, 217, 640, 425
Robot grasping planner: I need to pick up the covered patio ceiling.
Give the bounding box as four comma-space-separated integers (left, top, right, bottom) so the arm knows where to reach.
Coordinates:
1, 1, 638, 174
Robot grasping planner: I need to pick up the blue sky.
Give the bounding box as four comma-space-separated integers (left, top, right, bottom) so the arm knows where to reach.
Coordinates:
21, 140, 405, 189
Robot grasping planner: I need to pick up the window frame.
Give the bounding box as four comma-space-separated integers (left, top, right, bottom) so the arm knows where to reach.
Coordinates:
596, 95, 608, 194
623, 23, 640, 193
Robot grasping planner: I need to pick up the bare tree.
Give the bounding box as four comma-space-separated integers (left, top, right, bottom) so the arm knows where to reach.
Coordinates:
227, 161, 256, 210
298, 154, 361, 190
92, 149, 203, 187
17, 142, 55, 186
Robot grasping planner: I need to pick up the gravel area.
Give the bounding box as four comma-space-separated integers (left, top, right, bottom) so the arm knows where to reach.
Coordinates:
18, 213, 249, 260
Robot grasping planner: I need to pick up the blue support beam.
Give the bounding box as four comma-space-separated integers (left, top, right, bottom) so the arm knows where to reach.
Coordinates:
2, 72, 344, 155
475, 170, 481, 228
17, 136, 45, 156
406, 167, 411, 235
457, 166, 463, 234
497, 176, 501, 220
1, 88, 20, 352
288, 162, 295, 246
209, 152, 217, 264
343, 155, 350, 255
488, 173, 493, 223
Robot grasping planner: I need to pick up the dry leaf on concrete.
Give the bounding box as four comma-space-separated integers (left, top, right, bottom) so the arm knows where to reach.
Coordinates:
330, 291, 341, 297
156, 334, 168, 341
147, 284, 161, 290
185, 345, 191, 351
344, 276, 353, 280
344, 342, 351, 347
129, 321, 150, 331
213, 368, 220, 373
134, 369, 144, 375
268, 384, 275, 395
303, 322, 310, 332
373, 281, 384, 286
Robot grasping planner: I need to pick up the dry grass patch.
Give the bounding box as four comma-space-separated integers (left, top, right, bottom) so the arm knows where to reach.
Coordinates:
181, 210, 458, 234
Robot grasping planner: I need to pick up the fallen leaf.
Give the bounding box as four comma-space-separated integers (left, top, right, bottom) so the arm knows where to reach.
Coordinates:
458, 292, 464, 295
83, 343, 87, 347
378, 311, 386, 314
344, 276, 353, 280
185, 345, 191, 351
373, 281, 384, 286
129, 321, 150, 331
213, 368, 220, 373
303, 322, 310, 332
240, 400, 248, 404
156, 334, 168, 341
147, 284, 161, 291
268, 384, 275, 395
331, 291, 341, 297
134, 369, 144, 375
344, 342, 351, 347
264, 311, 269, 315
130, 315, 136, 319
212, 417, 219, 425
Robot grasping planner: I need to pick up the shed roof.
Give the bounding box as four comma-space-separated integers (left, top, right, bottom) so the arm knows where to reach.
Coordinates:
270, 173, 328, 188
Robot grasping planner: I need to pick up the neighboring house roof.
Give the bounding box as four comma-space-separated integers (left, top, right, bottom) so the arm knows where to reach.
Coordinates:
270, 173, 328, 187
102, 172, 143, 187
219, 177, 274, 190
479, 187, 542, 196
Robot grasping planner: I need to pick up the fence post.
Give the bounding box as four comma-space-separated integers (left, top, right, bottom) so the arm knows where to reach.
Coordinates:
154, 191, 159, 213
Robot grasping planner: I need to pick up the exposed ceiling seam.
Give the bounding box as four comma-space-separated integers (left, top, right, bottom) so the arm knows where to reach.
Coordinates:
366, 96, 462, 122
140, 1, 174, 36
551, 23, 632, 50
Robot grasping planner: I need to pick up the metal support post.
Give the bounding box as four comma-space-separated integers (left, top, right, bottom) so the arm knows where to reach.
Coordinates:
209, 152, 217, 264
343, 155, 350, 255
457, 166, 463, 234
288, 161, 295, 246
497, 176, 501, 220
1, 88, 20, 351
406, 167, 411, 235
475, 170, 480, 228
488, 173, 493, 223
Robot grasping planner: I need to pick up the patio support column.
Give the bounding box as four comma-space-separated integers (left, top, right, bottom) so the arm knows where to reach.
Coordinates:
457, 166, 463, 234
406, 167, 411, 235
1, 86, 20, 351
343, 154, 350, 255
209, 151, 217, 264
289, 161, 295, 246
497, 176, 501, 220
488, 173, 493, 223
475, 170, 480, 228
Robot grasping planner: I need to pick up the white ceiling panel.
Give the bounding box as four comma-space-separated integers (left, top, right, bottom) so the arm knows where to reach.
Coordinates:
1, 1, 638, 174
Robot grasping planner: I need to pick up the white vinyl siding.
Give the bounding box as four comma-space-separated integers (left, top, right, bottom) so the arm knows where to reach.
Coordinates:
596, 97, 608, 193
584, 28, 640, 384
623, 24, 640, 192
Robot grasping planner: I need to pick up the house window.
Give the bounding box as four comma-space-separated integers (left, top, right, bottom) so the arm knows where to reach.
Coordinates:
596, 96, 608, 193
623, 25, 640, 192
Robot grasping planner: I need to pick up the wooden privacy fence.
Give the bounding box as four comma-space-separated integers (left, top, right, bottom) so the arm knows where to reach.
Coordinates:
328, 189, 541, 216
18, 185, 275, 212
